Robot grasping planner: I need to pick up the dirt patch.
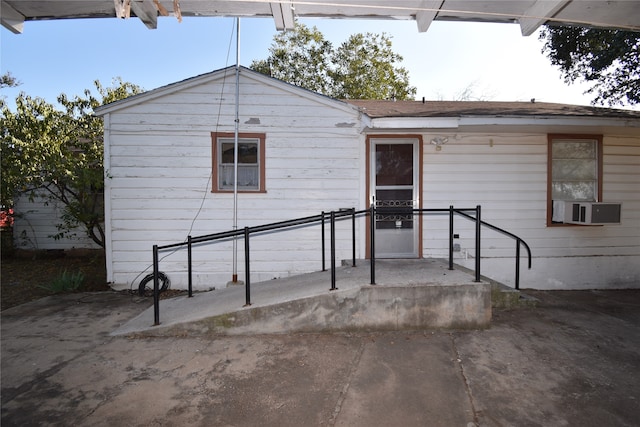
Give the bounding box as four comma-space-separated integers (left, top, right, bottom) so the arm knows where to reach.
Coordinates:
1, 249, 189, 311
0, 250, 111, 310
1, 249, 110, 311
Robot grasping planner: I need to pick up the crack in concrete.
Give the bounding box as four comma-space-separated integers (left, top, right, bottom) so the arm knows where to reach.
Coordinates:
327, 337, 366, 426
449, 333, 480, 427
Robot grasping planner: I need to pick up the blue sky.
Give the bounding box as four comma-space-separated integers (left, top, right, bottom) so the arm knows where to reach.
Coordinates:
0, 15, 618, 109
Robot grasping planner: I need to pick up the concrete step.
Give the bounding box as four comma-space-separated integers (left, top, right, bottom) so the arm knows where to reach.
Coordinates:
112, 259, 492, 337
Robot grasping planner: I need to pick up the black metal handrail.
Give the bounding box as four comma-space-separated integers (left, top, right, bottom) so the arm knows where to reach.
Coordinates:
454, 207, 532, 287
149, 205, 532, 325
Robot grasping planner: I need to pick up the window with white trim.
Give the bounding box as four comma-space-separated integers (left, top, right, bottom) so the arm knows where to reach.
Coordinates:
211, 132, 265, 193
547, 134, 602, 224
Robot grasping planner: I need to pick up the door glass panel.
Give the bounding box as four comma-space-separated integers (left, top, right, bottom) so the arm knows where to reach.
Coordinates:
376, 144, 413, 186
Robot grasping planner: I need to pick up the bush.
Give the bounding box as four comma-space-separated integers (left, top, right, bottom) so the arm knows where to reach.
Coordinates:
38, 269, 85, 293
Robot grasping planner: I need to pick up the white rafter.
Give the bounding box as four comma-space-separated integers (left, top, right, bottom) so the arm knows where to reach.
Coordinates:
130, 0, 159, 29
519, 0, 571, 36
415, 0, 443, 32
2, 1, 639, 35
0, 0, 23, 34
270, 1, 295, 31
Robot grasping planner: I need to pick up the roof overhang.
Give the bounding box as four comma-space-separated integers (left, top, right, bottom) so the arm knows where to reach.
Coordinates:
364, 115, 640, 136
2, 0, 640, 35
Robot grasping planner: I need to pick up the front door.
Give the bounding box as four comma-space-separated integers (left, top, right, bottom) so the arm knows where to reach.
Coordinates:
370, 138, 420, 258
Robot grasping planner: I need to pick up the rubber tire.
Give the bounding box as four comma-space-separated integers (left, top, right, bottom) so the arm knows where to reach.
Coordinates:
138, 272, 170, 297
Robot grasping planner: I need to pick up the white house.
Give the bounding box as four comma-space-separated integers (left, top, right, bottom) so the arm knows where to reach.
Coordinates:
92, 66, 639, 291
12, 196, 101, 251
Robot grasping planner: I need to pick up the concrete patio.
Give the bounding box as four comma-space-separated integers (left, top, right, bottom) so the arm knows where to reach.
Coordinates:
2, 285, 639, 426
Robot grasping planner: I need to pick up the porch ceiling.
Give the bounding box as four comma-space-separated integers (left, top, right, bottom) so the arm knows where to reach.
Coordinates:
2, 0, 640, 35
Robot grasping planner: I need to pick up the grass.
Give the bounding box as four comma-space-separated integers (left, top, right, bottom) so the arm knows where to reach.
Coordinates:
38, 269, 86, 293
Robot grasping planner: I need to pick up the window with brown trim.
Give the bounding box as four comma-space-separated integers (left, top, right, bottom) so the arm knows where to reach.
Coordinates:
211, 132, 266, 193
547, 134, 603, 225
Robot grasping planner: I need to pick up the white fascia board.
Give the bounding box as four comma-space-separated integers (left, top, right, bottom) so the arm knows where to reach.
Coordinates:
367, 115, 640, 131
243, 70, 360, 115
95, 66, 361, 118
359, 114, 373, 132
459, 116, 640, 128
94, 68, 237, 115
1, 1, 25, 34
369, 117, 460, 129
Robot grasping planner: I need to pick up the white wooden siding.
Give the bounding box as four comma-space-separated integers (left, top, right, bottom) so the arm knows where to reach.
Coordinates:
420, 133, 640, 289
103, 69, 639, 291
12, 195, 101, 250
105, 72, 364, 290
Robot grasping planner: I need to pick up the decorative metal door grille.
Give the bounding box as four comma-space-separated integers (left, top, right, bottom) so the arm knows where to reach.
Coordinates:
375, 199, 416, 227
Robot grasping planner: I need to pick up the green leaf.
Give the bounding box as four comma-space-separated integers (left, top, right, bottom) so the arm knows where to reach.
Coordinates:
1, 78, 143, 247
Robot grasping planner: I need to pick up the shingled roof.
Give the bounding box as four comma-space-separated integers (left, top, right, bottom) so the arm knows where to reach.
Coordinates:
345, 100, 640, 120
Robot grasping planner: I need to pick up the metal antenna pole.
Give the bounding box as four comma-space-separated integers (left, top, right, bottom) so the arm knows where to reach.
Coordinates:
232, 17, 240, 283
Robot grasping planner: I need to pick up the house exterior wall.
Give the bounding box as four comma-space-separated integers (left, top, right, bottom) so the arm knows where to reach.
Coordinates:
417, 132, 640, 290
103, 71, 365, 290
101, 69, 639, 291
12, 195, 101, 250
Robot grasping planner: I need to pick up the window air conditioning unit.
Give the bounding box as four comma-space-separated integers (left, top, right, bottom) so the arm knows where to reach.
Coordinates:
563, 201, 622, 225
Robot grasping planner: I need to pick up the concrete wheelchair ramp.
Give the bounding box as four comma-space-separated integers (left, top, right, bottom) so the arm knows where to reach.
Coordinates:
113, 259, 491, 336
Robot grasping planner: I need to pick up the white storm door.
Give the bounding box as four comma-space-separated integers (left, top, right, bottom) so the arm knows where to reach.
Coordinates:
371, 139, 419, 258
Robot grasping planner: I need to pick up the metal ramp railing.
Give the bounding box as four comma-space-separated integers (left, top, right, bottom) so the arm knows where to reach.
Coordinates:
149, 205, 532, 325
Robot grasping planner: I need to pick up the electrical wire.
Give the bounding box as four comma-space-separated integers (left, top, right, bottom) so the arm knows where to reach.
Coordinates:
187, 16, 238, 237
126, 19, 238, 294
120, 0, 636, 293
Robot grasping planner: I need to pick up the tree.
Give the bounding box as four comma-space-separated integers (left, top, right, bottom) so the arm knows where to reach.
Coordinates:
540, 26, 640, 107
332, 32, 415, 100
0, 78, 143, 248
251, 24, 334, 95
1, 72, 20, 90
251, 23, 416, 100
433, 81, 496, 102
